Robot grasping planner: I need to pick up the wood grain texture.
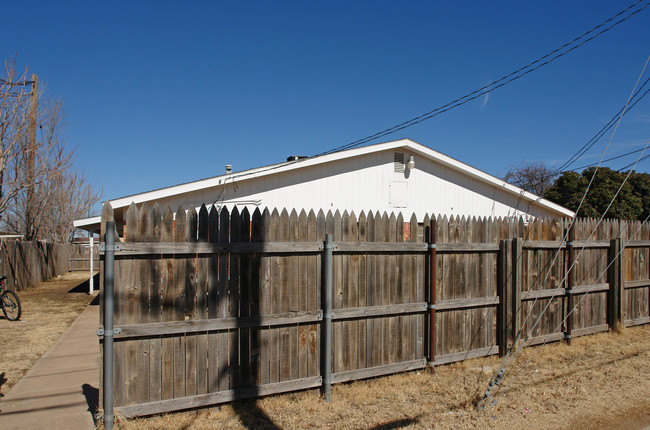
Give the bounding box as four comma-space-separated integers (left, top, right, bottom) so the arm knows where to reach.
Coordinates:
184, 207, 198, 398
251, 208, 264, 385
172, 207, 187, 400
160, 206, 175, 401
194, 205, 209, 395
123, 203, 139, 405
207, 205, 220, 392
101, 205, 650, 417
217, 208, 231, 391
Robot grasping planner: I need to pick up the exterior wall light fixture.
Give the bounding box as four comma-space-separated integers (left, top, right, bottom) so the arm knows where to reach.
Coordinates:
407, 155, 415, 170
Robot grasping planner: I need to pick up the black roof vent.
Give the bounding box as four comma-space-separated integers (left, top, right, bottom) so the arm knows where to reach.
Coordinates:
287, 155, 307, 162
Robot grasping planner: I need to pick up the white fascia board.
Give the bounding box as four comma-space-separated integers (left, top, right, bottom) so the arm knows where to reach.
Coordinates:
293, 139, 574, 218
109, 175, 233, 209
102, 137, 573, 218
104, 143, 405, 210
399, 140, 575, 218
73, 215, 101, 228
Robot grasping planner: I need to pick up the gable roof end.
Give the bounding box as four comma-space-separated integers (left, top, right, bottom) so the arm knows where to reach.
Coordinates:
73, 138, 575, 232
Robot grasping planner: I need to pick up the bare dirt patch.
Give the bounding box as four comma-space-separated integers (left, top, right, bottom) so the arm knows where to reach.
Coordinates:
108, 325, 650, 430
0, 271, 97, 395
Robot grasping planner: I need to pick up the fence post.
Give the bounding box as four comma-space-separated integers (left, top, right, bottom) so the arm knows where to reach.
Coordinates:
511, 237, 522, 344
427, 218, 437, 365
497, 240, 508, 357
618, 237, 625, 326
619, 237, 625, 326
565, 224, 575, 345
607, 238, 621, 331
322, 233, 333, 401
103, 222, 115, 430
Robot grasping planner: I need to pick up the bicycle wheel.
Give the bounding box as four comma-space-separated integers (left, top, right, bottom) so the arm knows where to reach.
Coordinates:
2, 290, 21, 321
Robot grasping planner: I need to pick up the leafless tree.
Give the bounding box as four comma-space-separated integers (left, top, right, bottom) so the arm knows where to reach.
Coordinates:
1, 56, 101, 241
503, 161, 556, 197
0, 57, 32, 217
37, 170, 102, 242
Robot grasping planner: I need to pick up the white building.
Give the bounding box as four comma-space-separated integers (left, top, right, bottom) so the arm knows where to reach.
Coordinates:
74, 139, 573, 234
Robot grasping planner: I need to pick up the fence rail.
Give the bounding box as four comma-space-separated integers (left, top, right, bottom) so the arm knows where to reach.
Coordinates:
99, 202, 650, 418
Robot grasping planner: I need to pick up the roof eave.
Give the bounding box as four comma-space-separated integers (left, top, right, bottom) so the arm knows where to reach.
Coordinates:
77, 138, 574, 227
398, 139, 575, 218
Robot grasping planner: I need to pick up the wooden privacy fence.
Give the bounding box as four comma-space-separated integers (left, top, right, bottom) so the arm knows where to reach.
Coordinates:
0, 239, 82, 291
99, 203, 650, 418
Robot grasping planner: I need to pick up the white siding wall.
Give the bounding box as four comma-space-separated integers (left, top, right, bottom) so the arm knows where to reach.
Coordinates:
144, 149, 557, 220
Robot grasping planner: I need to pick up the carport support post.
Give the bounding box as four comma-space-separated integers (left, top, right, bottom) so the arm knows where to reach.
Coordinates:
103, 222, 115, 430
322, 233, 333, 401
89, 236, 94, 295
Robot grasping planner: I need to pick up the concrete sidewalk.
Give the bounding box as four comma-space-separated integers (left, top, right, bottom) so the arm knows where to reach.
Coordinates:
0, 304, 100, 430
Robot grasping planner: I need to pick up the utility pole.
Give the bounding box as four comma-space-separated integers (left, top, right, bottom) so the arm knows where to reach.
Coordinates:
0, 95, 5, 208
26, 73, 37, 239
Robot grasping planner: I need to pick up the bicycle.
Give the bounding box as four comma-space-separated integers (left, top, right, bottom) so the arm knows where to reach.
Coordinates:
1, 276, 21, 321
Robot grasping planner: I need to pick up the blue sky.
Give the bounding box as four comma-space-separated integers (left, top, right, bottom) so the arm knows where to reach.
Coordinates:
2, 1, 649, 212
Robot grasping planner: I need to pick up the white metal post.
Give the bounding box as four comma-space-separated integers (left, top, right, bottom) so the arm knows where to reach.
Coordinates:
89, 236, 94, 294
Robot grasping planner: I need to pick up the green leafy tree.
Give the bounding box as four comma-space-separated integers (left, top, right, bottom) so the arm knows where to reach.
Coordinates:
545, 167, 648, 220
628, 172, 650, 221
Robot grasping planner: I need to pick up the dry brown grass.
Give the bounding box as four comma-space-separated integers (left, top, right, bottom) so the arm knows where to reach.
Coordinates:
108, 324, 650, 430
0, 271, 97, 395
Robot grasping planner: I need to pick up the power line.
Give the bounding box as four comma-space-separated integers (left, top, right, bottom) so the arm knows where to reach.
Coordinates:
490, 209, 650, 407
619, 151, 650, 170
549, 77, 650, 176
479, 55, 650, 410
0, 78, 36, 86
133, 2, 649, 194
490, 171, 650, 408
315, 0, 649, 157
502, 67, 649, 193
502, 77, 649, 193
482, 141, 650, 410
509, 54, 650, 357
570, 146, 649, 171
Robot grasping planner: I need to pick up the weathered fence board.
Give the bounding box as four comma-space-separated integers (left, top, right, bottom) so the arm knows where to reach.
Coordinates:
207, 205, 220, 392
0, 240, 85, 291
196, 204, 209, 396
99, 204, 650, 418
160, 206, 174, 401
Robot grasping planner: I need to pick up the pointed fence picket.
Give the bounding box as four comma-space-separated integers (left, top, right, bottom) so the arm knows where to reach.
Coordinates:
99, 204, 650, 417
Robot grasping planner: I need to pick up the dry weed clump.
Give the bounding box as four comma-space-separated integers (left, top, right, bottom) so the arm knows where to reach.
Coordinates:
106, 324, 649, 430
